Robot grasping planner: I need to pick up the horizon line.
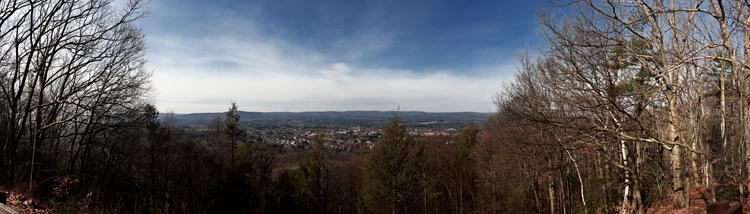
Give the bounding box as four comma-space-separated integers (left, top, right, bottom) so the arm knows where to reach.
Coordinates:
164, 110, 497, 114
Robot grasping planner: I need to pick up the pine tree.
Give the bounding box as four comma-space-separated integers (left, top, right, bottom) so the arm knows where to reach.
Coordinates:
454, 122, 478, 213
360, 117, 424, 214
219, 102, 273, 213
225, 102, 242, 168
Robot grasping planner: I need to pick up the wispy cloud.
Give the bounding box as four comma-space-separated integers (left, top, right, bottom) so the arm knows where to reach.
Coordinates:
148, 34, 513, 112
142, 0, 535, 113
152, 65, 510, 113
320, 63, 352, 79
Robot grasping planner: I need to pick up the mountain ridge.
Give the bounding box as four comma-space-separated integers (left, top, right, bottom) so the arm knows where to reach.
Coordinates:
165, 110, 492, 127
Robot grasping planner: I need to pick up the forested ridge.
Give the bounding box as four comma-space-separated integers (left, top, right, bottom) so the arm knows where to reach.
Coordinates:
4, 0, 750, 213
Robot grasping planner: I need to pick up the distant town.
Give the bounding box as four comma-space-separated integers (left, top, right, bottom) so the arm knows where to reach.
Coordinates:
174, 111, 486, 152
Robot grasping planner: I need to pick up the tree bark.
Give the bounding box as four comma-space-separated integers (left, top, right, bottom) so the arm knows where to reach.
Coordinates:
621, 140, 631, 214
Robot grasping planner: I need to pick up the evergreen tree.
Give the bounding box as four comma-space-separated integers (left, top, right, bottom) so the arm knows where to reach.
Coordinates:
219, 102, 273, 213
225, 102, 242, 168
299, 136, 329, 213
454, 122, 478, 213
360, 117, 424, 214
234, 139, 273, 210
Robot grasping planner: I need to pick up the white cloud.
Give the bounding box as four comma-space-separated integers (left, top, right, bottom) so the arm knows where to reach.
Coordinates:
320, 62, 352, 79
146, 20, 514, 113
152, 67, 507, 113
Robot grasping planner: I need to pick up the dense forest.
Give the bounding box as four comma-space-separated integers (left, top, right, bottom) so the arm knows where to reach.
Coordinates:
4, 0, 750, 213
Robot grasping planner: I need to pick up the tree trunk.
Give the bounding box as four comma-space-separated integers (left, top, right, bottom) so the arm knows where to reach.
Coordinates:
548, 178, 555, 214
742, 3, 750, 200
621, 140, 631, 214
565, 148, 587, 214
632, 141, 644, 214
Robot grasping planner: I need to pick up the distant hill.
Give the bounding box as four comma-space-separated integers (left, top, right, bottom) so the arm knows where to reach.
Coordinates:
166, 111, 492, 127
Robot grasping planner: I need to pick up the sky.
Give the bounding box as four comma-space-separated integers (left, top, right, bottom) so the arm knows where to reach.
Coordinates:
137, 0, 544, 113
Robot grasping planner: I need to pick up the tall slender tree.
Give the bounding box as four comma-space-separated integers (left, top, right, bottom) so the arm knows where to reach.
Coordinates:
299, 136, 330, 213
225, 102, 241, 169
360, 117, 424, 214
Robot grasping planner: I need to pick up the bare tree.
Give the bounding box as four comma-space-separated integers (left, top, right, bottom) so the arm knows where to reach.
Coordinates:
0, 0, 149, 187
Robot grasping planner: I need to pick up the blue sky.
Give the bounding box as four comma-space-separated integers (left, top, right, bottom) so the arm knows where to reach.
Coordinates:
138, 0, 544, 113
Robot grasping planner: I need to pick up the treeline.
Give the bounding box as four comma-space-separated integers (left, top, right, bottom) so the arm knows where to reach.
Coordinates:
0, 0, 504, 213
134, 104, 491, 213
4, 95, 494, 213
485, 0, 750, 213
